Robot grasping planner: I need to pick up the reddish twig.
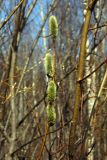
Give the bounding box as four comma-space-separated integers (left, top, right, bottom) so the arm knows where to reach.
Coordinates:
78, 58, 107, 82
36, 123, 49, 160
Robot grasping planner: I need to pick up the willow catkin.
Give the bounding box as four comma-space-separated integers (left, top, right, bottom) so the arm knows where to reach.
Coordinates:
46, 104, 56, 126
47, 80, 56, 102
44, 52, 54, 78
49, 15, 58, 40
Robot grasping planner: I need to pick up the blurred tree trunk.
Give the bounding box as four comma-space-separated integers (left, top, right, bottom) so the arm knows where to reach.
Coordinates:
84, 0, 96, 159
40, 0, 47, 51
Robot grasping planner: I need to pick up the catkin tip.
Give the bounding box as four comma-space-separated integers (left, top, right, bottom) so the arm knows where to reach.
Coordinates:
49, 15, 58, 39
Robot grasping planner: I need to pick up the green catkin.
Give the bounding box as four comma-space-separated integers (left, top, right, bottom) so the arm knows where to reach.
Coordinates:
49, 15, 58, 39
47, 80, 56, 102
44, 16, 58, 127
44, 52, 54, 77
46, 105, 56, 126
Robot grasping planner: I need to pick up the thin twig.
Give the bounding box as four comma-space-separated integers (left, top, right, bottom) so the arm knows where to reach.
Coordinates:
78, 58, 107, 82
11, 119, 71, 156
37, 123, 49, 160
0, 0, 25, 30
0, 123, 10, 143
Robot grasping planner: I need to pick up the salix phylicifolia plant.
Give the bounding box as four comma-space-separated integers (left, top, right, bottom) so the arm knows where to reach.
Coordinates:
44, 15, 58, 127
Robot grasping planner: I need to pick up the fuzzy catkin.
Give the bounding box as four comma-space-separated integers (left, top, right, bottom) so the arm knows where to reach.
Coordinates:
46, 105, 56, 126
47, 80, 56, 102
49, 15, 58, 39
44, 52, 54, 77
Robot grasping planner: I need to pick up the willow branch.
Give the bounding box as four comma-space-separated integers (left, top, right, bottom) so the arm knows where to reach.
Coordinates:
69, 0, 98, 158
